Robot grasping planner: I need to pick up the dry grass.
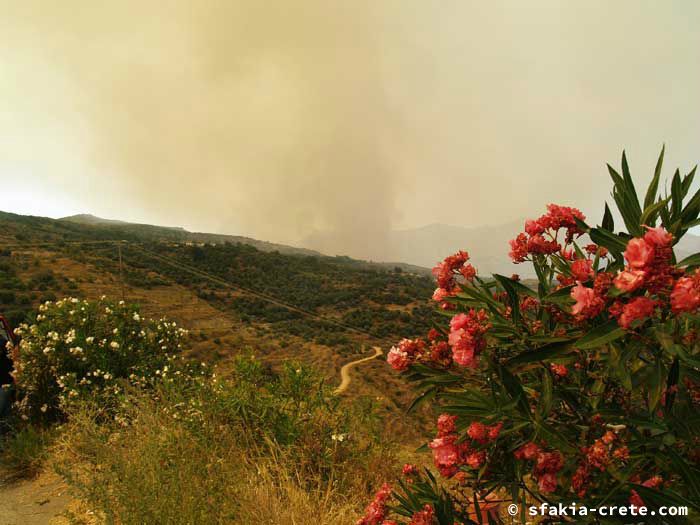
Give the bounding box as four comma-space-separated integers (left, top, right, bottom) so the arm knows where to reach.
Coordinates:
47, 363, 397, 525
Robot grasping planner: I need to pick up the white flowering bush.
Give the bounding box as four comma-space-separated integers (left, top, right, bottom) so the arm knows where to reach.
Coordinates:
13, 296, 199, 422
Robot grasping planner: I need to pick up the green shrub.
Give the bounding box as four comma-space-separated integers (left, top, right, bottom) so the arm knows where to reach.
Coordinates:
53, 357, 396, 524
13, 296, 203, 423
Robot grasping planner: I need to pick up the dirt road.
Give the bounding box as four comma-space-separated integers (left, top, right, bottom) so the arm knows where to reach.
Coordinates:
334, 346, 383, 394
0, 470, 74, 525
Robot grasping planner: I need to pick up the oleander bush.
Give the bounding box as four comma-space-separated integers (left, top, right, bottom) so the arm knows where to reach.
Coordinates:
12, 297, 205, 423
359, 149, 700, 524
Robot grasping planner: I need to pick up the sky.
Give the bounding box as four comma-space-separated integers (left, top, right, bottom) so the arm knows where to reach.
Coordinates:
1, 1, 699, 258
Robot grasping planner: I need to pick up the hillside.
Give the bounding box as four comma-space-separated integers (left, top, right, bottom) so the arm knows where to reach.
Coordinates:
0, 210, 438, 427
59, 213, 321, 256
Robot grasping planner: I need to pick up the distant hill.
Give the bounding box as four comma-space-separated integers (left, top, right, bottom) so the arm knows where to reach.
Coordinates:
304, 220, 529, 276
54, 213, 430, 275
304, 221, 700, 278
62, 213, 183, 229
58, 213, 320, 257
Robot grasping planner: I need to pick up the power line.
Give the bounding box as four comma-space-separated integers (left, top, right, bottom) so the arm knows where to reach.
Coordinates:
129, 244, 389, 342
4, 238, 392, 344
1, 240, 125, 249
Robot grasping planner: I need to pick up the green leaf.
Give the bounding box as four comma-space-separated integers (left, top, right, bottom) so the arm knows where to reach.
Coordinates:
667, 448, 700, 502
575, 320, 626, 350
664, 358, 680, 414
494, 274, 537, 298
589, 227, 627, 257
506, 341, 575, 367
682, 165, 696, 198
678, 252, 700, 268
493, 274, 521, 326
682, 217, 700, 229
538, 369, 553, 417
639, 197, 669, 228
648, 358, 665, 413
602, 202, 614, 231
590, 378, 606, 410
407, 386, 437, 414
631, 484, 700, 514
672, 168, 683, 218
680, 173, 700, 225
494, 363, 530, 417
621, 150, 642, 213
644, 145, 664, 209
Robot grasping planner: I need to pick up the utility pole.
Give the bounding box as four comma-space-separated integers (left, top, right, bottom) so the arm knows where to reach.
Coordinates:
118, 241, 126, 302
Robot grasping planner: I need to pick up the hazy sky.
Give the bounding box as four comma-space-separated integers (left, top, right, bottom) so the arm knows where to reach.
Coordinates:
2, 1, 699, 254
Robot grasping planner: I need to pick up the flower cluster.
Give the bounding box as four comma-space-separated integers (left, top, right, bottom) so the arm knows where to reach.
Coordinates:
386, 338, 425, 372
572, 429, 629, 498
13, 297, 204, 422
363, 152, 700, 523
671, 268, 700, 313
387, 309, 491, 371
431, 250, 476, 309
629, 476, 664, 509
509, 204, 586, 263
569, 226, 685, 329
448, 310, 491, 368
430, 414, 501, 478
356, 483, 393, 525
514, 443, 564, 493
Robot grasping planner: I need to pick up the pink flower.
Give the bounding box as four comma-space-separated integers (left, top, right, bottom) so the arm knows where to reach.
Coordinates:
357, 483, 392, 525
447, 310, 490, 368
509, 233, 529, 263
527, 234, 560, 255
624, 238, 654, 270
387, 339, 425, 371
618, 296, 656, 329
467, 421, 488, 442
466, 451, 486, 469
571, 283, 603, 319
571, 259, 593, 282
550, 363, 568, 377
432, 250, 472, 291
429, 436, 460, 477
535, 451, 563, 475
459, 264, 477, 281
408, 504, 435, 525
525, 219, 545, 236
451, 336, 478, 367
643, 226, 673, 247
402, 464, 418, 477
436, 414, 457, 436
386, 347, 410, 371
629, 489, 645, 509
449, 313, 469, 331
432, 288, 449, 302
614, 269, 646, 293
487, 422, 503, 440
671, 273, 700, 313
514, 442, 541, 461
537, 472, 558, 493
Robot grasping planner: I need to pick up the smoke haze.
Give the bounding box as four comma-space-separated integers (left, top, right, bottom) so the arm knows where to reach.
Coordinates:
2, 1, 700, 261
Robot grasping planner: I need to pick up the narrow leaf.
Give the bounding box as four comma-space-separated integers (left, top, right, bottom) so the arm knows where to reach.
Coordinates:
575, 320, 626, 350
644, 145, 664, 208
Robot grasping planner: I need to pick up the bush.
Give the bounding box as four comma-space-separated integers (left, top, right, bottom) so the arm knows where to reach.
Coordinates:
13, 296, 202, 423
360, 150, 700, 524
53, 357, 396, 524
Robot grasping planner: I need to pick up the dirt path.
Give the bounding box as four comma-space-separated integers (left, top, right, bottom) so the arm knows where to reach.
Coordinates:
334, 346, 383, 394
0, 470, 74, 525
